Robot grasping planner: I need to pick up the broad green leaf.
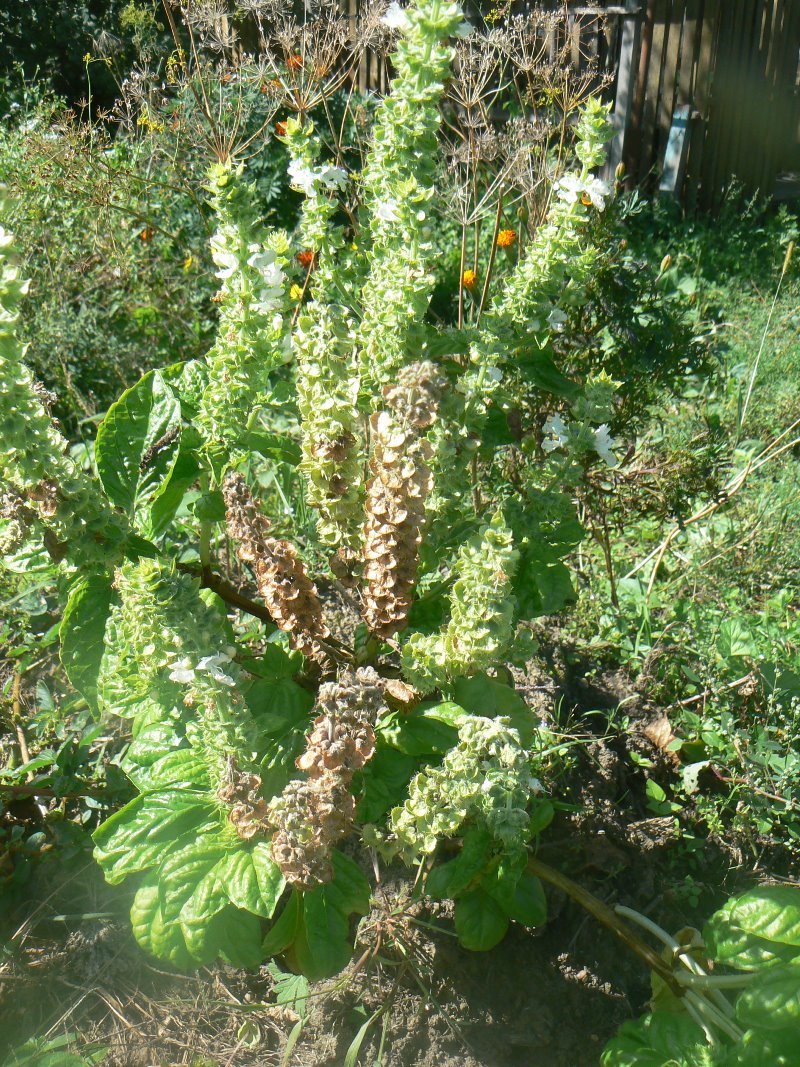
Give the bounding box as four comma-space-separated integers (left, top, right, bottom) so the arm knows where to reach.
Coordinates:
454, 889, 508, 951
60, 574, 116, 714
600, 1012, 708, 1067
217, 845, 285, 918
131, 749, 209, 792
717, 618, 759, 660
426, 828, 492, 900
452, 674, 537, 744
251, 842, 287, 918
734, 1025, 800, 1066
159, 836, 231, 923
326, 851, 371, 918
95, 369, 181, 525
735, 964, 800, 1030
722, 886, 800, 947
130, 875, 194, 969
355, 743, 417, 822
180, 866, 231, 963
379, 708, 458, 756
143, 444, 201, 539
246, 429, 302, 466
215, 907, 264, 969
513, 544, 576, 619
706, 886, 800, 970
290, 891, 351, 980
485, 865, 547, 928
262, 890, 302, 957
93, 789, 211, 855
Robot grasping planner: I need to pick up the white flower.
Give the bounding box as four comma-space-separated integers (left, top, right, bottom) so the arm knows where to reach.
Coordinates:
583, 176, 612, 210
542, 413, 569, 452
381, 2, 411, 31
556, 173, 582, 204
209, 233, 238, 279
374, 199, 401, 223
546, 306, 568, 330
317, 164, 348, 190
555, 173, 612, 211
196, 653, 236, 687
168, 656, 195, 684
287, 158, 347, 195
594, 424, 618, 467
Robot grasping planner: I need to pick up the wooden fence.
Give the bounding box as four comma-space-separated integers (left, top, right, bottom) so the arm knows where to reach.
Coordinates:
605, 0, 800, 208
350, 0, 800, 209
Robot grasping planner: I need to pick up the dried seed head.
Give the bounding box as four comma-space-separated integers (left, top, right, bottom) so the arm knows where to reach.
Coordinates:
362, 366, 444, 638
268, 667, 386, 888
217, 760, 270, 840
223, 471, 331, 664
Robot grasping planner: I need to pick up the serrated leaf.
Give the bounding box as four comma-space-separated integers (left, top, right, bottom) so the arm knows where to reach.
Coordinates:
717, 618, 759, 660
95, 369, 181, 525
60, 574, 116, 714
454, 889, 509, 951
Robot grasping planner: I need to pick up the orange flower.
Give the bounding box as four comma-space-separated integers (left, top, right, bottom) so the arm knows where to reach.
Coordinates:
139, 226, 155, 242
275, 120, 287, 137
496, 228, 517, 248
581, 193, 592, 206
287, 54, 304, 72
461, 268, 477, 290
297, 249, 316, 269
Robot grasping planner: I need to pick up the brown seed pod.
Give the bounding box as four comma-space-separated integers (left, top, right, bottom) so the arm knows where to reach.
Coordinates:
222, 471, 331, 665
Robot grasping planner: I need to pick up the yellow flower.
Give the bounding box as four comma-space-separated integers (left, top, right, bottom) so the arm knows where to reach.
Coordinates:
290, 283, 304, 301
462, 268, 477, 291
183, 254, 194, 273
497, 229, 517, 248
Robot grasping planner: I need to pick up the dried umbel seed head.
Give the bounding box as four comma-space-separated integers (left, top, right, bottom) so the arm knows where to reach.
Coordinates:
222, 471, 331, 664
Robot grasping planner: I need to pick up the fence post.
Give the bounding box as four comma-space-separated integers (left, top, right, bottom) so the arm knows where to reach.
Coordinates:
606, 0, 643, 177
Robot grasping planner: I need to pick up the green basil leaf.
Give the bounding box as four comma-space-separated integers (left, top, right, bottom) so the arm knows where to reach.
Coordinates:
130, 874, 194, 969
735, 964, 800, 1031
486, 866, 547, 928
291, 891, 351, 981
706, 886, 800, 971
452, 674, 537, 745
426, 828, 492, 900
95, 369, 182, 526
60, 574, 116, 715
600, 1012, 707, 1067
355, 743, 417, 822
217, 845, 285, 918
454, 889, 509, 951
263, 890, 303, 957
159, 836, 230, 924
